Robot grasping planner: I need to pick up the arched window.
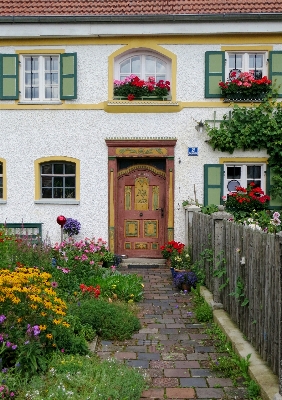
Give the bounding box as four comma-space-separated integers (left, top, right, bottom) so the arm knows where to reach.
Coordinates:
116, 52, 170, 82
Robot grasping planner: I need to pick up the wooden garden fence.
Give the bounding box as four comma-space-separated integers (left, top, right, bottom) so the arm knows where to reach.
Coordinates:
185, 206, 281, 379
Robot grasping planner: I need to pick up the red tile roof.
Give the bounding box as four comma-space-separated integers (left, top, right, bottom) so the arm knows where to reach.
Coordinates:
0, 0, 281, 16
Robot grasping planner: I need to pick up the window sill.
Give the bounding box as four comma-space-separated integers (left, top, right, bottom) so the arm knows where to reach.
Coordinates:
18, 101, 63, 105
109, 99, 178, 106
35, 199, 80, 205
0, 200, 7, 204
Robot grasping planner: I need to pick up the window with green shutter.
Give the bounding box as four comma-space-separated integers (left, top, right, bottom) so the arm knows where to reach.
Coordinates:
0, 54, 19, 100
203, 164, 224, 206
0, 53, 77, 102
205, 51, 225, 98
269, 51, 282, 98
60, 53, 77, 100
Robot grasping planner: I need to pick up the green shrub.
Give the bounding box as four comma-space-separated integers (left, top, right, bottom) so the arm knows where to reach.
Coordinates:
69, 298, 141, 340
194, 301, 213, 322
18, 353, 147, 400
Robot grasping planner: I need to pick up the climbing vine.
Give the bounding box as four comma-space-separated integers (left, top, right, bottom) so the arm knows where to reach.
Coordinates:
205, 96, 282, 199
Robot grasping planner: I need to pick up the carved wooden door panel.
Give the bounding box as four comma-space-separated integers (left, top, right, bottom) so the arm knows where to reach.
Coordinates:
117, 165, 166, 258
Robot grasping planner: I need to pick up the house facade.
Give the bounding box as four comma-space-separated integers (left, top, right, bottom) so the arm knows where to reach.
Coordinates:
1, 0, 282, 256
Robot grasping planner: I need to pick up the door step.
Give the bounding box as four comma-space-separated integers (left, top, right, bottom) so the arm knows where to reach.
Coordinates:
121, 258, 165, 268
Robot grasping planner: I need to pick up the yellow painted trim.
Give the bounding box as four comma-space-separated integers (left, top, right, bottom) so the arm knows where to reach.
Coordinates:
168, 169, 174, 229
15, 49, 65, 54
1, 100, 281, 111
221, 45, 273, 51
34, 156, 80, 200
109, 169, 115, 252
108, 42, 177, 101
219, 157, 268, 164
2, 34, 282, 47
0, 158, 7, 201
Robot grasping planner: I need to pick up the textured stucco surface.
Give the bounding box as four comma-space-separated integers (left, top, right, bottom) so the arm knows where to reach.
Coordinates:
0, 40, 273, 245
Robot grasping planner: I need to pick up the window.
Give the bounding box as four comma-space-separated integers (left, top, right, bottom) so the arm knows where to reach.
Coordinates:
23, 55, 59, 101
226, 52, 266, 80
0, 162, 3, 198
0, 53, 77, 101
116, 53, 169, 82
41, 162, 76, 199
224, 163, 266, 196
205, 51, 282, 98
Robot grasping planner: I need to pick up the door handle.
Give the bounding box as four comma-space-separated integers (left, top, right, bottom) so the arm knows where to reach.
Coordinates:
156, 208, 164, 217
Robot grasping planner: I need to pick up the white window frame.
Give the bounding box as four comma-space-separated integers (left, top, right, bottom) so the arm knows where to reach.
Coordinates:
114, 50, 171, 83
224, 163, 266, 196
20, 54, 60, 102
225, 52, 268, 81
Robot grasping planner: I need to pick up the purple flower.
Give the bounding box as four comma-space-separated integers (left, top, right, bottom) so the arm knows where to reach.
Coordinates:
63, 218, 81, 237
1, 369, 8, 373
0, 316, 6, 324
51, 281, 58, 288
24, 341, 30, 345
6, 342, 11, 348
11, 345, 17, 350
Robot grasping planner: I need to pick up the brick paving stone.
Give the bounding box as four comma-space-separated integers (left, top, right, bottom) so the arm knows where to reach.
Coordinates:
150, 360, 174, 369
139, 328, 159, 334
195, 345, 215, 352
147, 368, 164, 377
162, 352, 186, 361
196, 388, 224, 398
159, 328, 180, 334
141, 388, 165, 398
164, 368, 190, 377
189, 334, 210, 339
175, 360, 200, 368
190, 368, 213, 377
187, 353, 209, 360
208, 377, 234, 387
114, 351, 137, 360
166, 388, 196, 398
152, 377, 179, 387
180, 377, 208, 387
138, 352, 161, 360
126, 360, 149, 368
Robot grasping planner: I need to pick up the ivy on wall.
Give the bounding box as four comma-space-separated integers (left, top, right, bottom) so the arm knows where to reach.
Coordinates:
205, 97, 282, 199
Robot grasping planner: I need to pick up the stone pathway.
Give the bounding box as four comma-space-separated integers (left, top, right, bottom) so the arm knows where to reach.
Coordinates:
96, 266, 248, 400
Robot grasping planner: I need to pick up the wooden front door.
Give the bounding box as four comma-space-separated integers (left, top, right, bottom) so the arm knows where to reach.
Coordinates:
116, 164, 166, 258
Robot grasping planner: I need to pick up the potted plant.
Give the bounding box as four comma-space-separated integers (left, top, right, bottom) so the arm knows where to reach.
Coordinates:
173, 271, 198, 291
114, 75, 170, 101
160, 240, 185, 273
171, 249, 191, 274
101, 250, 115, 268
219, 72, 272, 101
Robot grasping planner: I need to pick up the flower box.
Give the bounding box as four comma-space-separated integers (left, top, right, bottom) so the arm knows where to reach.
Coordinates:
113, 95, 171, 101
219, 72, 272, 103
114, 75, 170, 101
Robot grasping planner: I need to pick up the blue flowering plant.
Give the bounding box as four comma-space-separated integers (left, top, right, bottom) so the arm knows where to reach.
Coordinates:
173, 271, 198, 289
63, 218, 81, 237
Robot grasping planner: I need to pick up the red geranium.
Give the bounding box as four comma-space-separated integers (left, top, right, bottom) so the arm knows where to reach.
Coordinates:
160, 240, 185, 259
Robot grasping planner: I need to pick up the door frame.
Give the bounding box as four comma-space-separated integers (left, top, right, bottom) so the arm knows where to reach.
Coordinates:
105, 138, 177, 256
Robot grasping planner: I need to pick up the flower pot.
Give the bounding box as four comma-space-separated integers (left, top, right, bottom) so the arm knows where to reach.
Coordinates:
103, 261, 114, 268
170, 267, 175, 278
181, 283, 191, 292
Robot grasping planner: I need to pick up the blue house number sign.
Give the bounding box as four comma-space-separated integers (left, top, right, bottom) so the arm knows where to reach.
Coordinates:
188, 147, 198, 156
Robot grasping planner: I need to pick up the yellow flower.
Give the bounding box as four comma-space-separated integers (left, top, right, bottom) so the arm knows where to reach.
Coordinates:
30, 304, 38, 310
130, 294, 134, 297
111, 285, 116, 289
17, 317, 22, 323
62, 322, 70, 328
41, 312, 47, 317
46, 333, 53, 339
39, 325, 47, 331
53, 319, 62, 325
128, 299, 134, 303
141, 284, 144, 288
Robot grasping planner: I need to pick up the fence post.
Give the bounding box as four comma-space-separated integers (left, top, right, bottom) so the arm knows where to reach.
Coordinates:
276, 231, 282, 398
184, 205, 201, 249
211, 208, 233, 306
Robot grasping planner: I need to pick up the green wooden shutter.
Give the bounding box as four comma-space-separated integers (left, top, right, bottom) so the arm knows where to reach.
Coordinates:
266, 166, 282, 209
60, 53, 77, 99
204, 164, 224, 206
205, 51, 225, 98
0, 54, 19, 100
269, 51, 282, 98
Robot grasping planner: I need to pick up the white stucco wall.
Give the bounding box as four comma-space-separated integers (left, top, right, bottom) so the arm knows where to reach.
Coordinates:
0, 38, 274, 246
